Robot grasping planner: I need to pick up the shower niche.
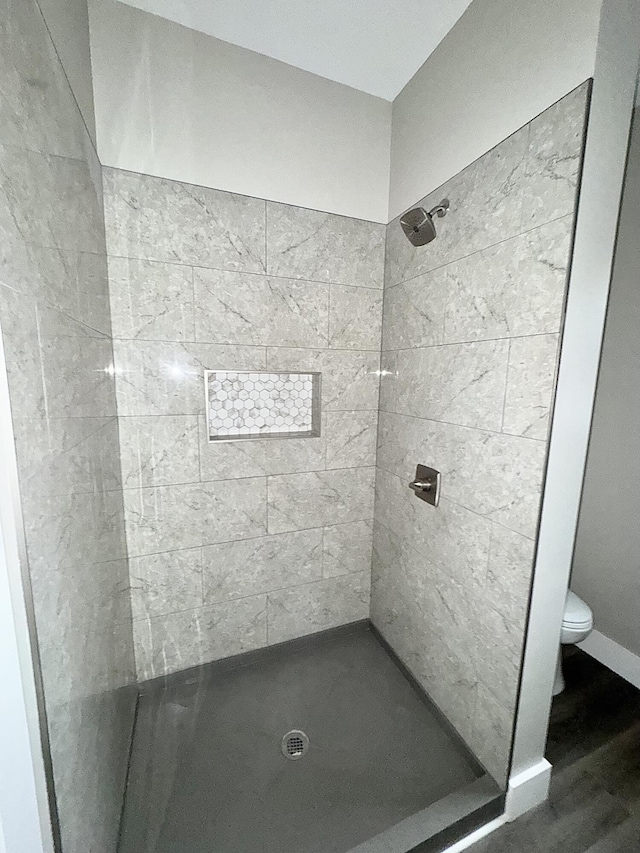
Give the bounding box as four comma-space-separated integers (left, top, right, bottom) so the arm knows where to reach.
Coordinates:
205, 370, 322, 441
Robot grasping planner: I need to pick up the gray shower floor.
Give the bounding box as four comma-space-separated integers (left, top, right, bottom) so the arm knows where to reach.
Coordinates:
118, 622, 489, 853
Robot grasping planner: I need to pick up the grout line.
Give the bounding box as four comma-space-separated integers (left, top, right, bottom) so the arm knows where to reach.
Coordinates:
380, 331, 562, 353
377, 408, 546, 443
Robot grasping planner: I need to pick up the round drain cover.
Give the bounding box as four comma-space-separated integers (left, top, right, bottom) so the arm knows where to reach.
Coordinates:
281, 730, 309, 760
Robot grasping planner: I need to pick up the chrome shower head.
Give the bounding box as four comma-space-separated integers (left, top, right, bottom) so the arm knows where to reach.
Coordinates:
400, 198, 449, 247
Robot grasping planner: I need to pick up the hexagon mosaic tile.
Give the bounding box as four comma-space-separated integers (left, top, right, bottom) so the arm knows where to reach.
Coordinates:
206, 371, 321, 441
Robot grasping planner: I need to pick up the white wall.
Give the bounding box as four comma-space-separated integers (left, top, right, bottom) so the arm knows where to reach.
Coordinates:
572, 102, 640, 661
389, 0, 602, 218
88, 0, 392, 222
36, 0, 96, 144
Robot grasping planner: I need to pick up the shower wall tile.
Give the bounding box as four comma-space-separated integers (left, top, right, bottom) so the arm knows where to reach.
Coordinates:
108, 257, 195, 341
123, 478, 267, 556
323, 520, 374, 578
133, 594, 268, 681
380, 340, 510, 431
103, 168, 267, 272
266, 347, 380, 411
128, 548, 203, 621
328, 284, 383, 350
503, 334, 560, 440
521, 84, 590, 229
104, 167, 384, 676
267, 572, 371, 644
118, 415, 200, 488
112, 339, 266, 416
442, 217, 573, 344
193, 268, 329, 347
382, 270, 447, 351
202, 530, 323, 604
267, 467, 375, 534
1, 5, 136, 850
324, 410, 378, 470
372, 84, 590, 786
198, 417, 326, 480
266, 202, 385, 288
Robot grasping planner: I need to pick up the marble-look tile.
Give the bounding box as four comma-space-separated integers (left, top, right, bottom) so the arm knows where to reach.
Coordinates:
384, 126, 529, 287
118, 415, 199, 488
22, 489, 127, 574
521, 83, 590, 229
103, 168, 266, 272
0, 143, 104, 255
108, 257, 195, 342
266, 202, 384, 288
267, 573, 370, 644
373, 467, 491, 586
198, 416, 325, 480
194, 268, 328, 347
112, 340, 266, 416
267, 467, 375, 534
471, 681, 515, 786
12, 417, 122, 496
323, 520, 373, 578
503, 334, 559, 440
129, 549, 203, 621
124, 478, 267, 557
382, 269, 447, 350
380, 340, 509, 431
486, 523, 536, 625
202, 529, 323, 603
0, 0, 87, 159
443, 217, 572, 343
324, 410, 378, 469
133, 595, 267, 680
376, 412, 547, 538
328, 284, 382, 350
267, 347, 380, 411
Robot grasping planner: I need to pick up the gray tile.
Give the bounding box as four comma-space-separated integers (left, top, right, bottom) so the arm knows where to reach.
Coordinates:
442, 217, 572, 343
133, 595, 268, 680
503, 334, 559, 440
267, 347, 380, 411
202, 530, 323, 603
193, 268, 328, 347
376, 412, 547, 538
521, 83, 590, 229
108, 256, 195, 342
267, 467, 375, 534
129, 548, 203, 621
198, 416, 325, 480
382, 269, 447, 350
266, 201, 384, 287
112, 340, 266, 416
486, 523, 536, 627
329, 284, 382, 350
103, 168, 266, 272
13, 416, 122, 496
323, 520, 373, 578
267, 573, 370, 643
380, 341, 509, 431
118, 415, 199, 488
123, 478, 267, 557
325, 410, 378, 469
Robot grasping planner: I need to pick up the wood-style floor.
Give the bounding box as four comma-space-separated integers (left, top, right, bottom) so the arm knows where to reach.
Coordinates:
472, 648, 640, 853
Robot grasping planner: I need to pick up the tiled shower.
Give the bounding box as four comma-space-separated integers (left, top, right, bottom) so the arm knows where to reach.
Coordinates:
0, 2, 592, 851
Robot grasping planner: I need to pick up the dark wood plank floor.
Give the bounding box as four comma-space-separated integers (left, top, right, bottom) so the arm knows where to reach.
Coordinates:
472, 648, 640, 852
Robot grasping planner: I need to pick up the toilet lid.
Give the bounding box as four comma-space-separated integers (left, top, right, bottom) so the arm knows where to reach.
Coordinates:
563, 590, 592, 627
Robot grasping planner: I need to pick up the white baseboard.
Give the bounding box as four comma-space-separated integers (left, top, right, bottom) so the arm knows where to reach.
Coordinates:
440, 817, 505, 852
579, 629, 640, 689
505, 759, 551, 821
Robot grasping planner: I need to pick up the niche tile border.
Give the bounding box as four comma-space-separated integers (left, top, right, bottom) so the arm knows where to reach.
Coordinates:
205, 370, 321, 442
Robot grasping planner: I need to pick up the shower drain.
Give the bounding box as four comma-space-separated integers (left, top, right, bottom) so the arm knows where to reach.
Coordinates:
281, 730, 309, 760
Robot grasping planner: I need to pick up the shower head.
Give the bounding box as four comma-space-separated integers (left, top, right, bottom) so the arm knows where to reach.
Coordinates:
400, 199, 449, 247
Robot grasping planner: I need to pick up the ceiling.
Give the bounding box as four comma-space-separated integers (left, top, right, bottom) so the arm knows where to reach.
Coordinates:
118, 0, 473, 101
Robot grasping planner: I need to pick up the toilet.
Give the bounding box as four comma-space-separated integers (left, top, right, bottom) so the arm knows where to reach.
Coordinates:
553, 590, 593, 695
